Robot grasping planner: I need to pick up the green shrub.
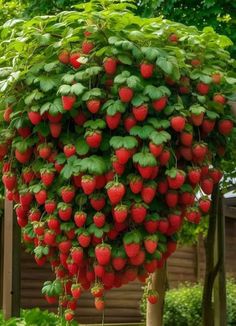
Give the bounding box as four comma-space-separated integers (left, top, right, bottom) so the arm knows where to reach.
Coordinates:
163, 279, 236, 326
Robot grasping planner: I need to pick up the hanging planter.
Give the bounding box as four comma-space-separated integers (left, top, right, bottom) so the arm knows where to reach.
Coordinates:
0, 1, 236, 321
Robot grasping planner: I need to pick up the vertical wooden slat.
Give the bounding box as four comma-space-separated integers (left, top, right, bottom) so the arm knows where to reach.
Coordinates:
12, 210, 21, 316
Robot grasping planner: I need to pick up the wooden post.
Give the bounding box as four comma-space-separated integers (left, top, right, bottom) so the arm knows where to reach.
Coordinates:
146, 265, 167, 326
2, 199, 21, 319
213, 194, 226, 326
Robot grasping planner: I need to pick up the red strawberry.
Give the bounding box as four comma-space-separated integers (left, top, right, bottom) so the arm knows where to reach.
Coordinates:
16, 147, 32, 165
61, 186, 75, 203
81, 175, 96, 195
94, 298, 105, 311
78, 231, 91, 248
179, 146, 193, 161
196, 82, 210, 95
69, 52, 81, 69
3, 106, 12, 122
40, 171, 55, 187
213, 93, 226, 104
199, 197, 211, 213
201, 119, 215, 133
115, 147, 131, 164
124, 243, 140, 258
35, 189, 47, 205
188, 167, 201, 184
170, 116, 186, 132
104, 57, 117, 75
158, 218, 169, 233
95, 244, 111, 265
112, 158, 125, 175
132, 104, 148, 121
144, 235, 158, 254
62, 95, 76, 111
71, 284, 82, 299
124, 114, 137, 132
167, 169, 186, 189
2, 172, 17, 190
106, 112, 121, 129
82, 41, 94, 54
131, 203, 147, 224
49, 123, 62, 138
144, 216, 159, 234
44, 230, 56, 246
64, 144, 76, 157
65, 309, 74, 322
191, 58, 201, 67
209, 168, 223, 184
71, 247, 83, 264
192, 143, 207, 161
180, 191, 195, 206
38, 144, 52, 159
212, 73, 222, 84
91, 284, 104, 298
58, 203, 72, 221
0, 143, 8, 158
20, 191, 33, 207
200, 177, 214, 195
129, 175, 143, 193
74, 211, 87, 227
168, 211, 182, 229
90, 195, 105, 211
93, 212, 106, 228
147, 290, 159, 304
165, 190, 178, 208
152, 97, 167, 112
119, 87, 134, 103
180, 131, 193, 147
159, 149, 171, 166
113, 204, 128, 223
140, 63, 154, 78
107, 182, 125, 205
17, 126, 31, 138
85, 130, 102, 148
191, 112, 204, 126
137, 165, 154, 179
218, 119, 233, 136
141, 183, 156, 204
169, 33, 178, 42
58, 50, 70, 64
28, 111, 42, 125
47, 216, 60, 230
29, 208, 41, 222
86, 99, 101, 113
149, 142, 163, 157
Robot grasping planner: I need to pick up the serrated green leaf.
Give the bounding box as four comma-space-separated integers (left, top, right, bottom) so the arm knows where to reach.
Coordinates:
75, 138, 89, 155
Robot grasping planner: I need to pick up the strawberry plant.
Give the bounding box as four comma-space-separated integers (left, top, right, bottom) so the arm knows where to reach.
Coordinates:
0, 0, 236, 321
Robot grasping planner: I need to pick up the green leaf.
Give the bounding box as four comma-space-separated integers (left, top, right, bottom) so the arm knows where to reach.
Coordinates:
71, 83, 86, 96
133, 152, 156, 167
75, 138, 89, 155
130, 125, 155, 139
38, 76, 57, 92
144, 85, 162, 100
44, 61, 58, 72
149, 130, 171, 145
117, 54, 132, 65
25, 90, 44, 105
84, 119, 106, 130
189, 104, 206, 115
156, 57, 173, 74
57, 84, 71, 95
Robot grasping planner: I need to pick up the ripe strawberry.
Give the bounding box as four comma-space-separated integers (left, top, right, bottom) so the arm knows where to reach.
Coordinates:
191, 112, 204, 126
188, 167, 201, 184
144, 216, 159, 233
132, 104, 148, 121
69, 52, 81, 69
63, 144, 76, 157
115, 147, 131, 164
218, 119, 233, 136
22, 168, 34, 183
149, 142, 163, 157
169, 33, 178, 43
38, 144, 52, 159
15, 148, 32, 164
107, 182, 125, 205
74, 211, 87, 227
201, 119, 215, 133
191, 58, 201, 67
29, 208, 41, 222
200, 177, 214, 195
28, 111, 42, 125
147, 290, 159, 304
129, 175, 143, 193
0, 143, 8, 158
40, 171, 55, 187
2, 172, 17, 190
20, 191, 33, 207
71, 284, 82, 299
58, 203, 72, 221
61, 186, 75, 203
165, 190, 178, 208
168, 211, 182, 229
106, 112, 121, 129
85, 130, 102, 148
119, 87, 134, 102
91, 283, 104, 298
47, 216, 60, 230
71, 247, 83, 264
3, 106, 12, 122
192, 143, 207, 161
81, 175, 96, 195
113, 204, 128, 223
209, 168, 223, 184
144, 235, 158, 254
140, 63, 154, 78
131, 203, 147, 224
86, 99, 101, 113
58, 50, 70, 64
35, 189, 47, 205
170, 116, 186, 132
94, 298, 105, 311
167, 169, 186, 189
93, 212, 106, 228
179, 146, 192, 161
180, 191, 195, 206
65, 309, 74, 322
49, 123, 62, 138
95, 244, 111, 265
152, 96, 167, 111
212, 73, 222, 84
137, 165, 154, 179
112, 158, 125, 175
62, 95, 76, 111
159, 149, 171, 166
90, 195, 105, 211
158, 218, 169, 233
124, 114, 137, 132
17, 126, 31, 138
180, 131, 193, 146
44, 230, 56, 246
82, 40, 94, 54
196, 82, 210, 95
141, 183, 156, 204
199, 197, 211, 213
213, 93, 226, 105
104, 57, 117, 75
124, 242, 140, 258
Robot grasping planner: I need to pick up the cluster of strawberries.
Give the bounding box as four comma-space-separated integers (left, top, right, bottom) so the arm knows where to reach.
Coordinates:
1, 27, 234, 322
